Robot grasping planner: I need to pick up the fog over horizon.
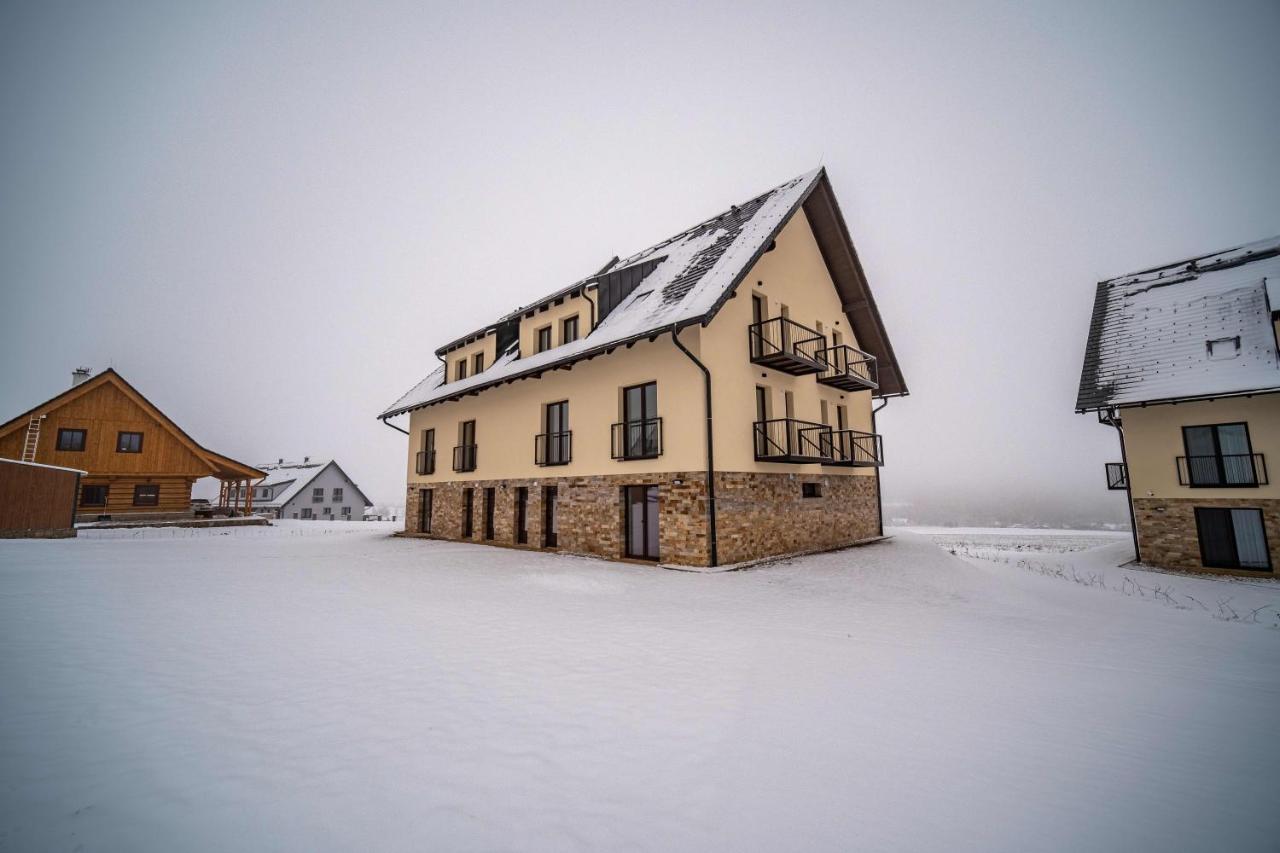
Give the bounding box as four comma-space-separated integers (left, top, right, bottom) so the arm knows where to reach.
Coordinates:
3, 1, 1278, 525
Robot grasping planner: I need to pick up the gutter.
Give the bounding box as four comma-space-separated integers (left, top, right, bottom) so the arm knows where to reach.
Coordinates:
380, 416, 409, 436
872, 397, 889, 537
669, 325, 718, 567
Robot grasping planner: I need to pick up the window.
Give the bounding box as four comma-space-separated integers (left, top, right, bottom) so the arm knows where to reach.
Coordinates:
624, 485, 660, 560
292, 512, 299, 519
1196, 507, 1271, 571
301, 508, 313, 519
456, 359, 468, 381
313, 487, 324, 503
323, 506, 332, 516
1181, 423, 1258, 486
341, 506, 351, 518
539, 401, 570, 465
543, 485, 558, 547
802, 483, 823, 498
116, 432, 143, 453
755, 386, 769, 422
515, 487, 528, 544
536, 326, 552, 353
80, 484, 108, 507
472, 352, 484, 375
561, 315, 579, 344
132, 484, 159, 506
333, 487, 344, 502
462, 488, 474, 538
419, 488, 433, 534
1206, 336, 1241, 360
417, 428, 436, 475
752, 293, 765, 325
57, 429, 86, 451
455, 420, 477, 471
836, 405, 848, 431
619, 382, 659, 459
483, 487, 495, 540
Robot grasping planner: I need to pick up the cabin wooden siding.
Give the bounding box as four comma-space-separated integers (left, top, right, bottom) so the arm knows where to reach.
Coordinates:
0, 460, 79, 537
0, 381, 210, 478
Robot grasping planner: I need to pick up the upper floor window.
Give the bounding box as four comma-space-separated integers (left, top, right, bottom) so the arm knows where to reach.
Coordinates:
312, 487, 324, 503
333, 487, 344, 502
455, 359, 468, 382
1181, 423, 1259, 487
537, 326, 552, 353
116, 432, 143, 453
472, 352, 484, 375
57, 428, 86, 451
562, 315, 579, 344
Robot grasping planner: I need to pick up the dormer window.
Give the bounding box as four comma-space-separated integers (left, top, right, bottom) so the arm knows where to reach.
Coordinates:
1206, 336, 1241, 360
562, 315, 579, 344
472, 352, 484, 374
455, 359, 468, 381
537, 326, 552, 353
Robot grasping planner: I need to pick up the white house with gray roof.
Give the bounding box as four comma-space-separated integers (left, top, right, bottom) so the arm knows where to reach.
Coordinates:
252, 459, 372, 521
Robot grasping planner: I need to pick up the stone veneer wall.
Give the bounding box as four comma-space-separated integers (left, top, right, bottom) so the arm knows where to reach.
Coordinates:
405, 470, 881, 567
1133, 497, 1280, 575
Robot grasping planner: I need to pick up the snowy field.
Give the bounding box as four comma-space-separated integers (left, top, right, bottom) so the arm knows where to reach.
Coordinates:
2, 522, 1278, 852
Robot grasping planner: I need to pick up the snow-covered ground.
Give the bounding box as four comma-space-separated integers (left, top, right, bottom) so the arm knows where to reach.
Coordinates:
1, 522, 1277, 852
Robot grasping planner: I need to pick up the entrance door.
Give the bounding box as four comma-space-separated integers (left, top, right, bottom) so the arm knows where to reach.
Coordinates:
625, 485, 660, 560
543, 486, 558, 547
462, 488, 474, 538
515, 487, 528, 544
419, 488, 433, 534
483, 487, 495, 540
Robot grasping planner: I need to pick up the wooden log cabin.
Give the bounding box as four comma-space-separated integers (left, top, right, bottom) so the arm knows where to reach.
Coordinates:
0, 368, 263, 522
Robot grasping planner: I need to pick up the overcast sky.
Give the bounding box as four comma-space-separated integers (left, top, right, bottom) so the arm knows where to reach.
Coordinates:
3, 1, 1277, 519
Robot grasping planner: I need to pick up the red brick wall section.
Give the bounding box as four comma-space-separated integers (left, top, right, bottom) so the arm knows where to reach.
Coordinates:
404, 471, 880, 567
1133, 497, 1280, 576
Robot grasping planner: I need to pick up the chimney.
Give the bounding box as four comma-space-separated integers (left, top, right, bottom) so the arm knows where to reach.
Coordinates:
278, 458, 284, 465
71, 367, 91, 387
304, 456, 310, 463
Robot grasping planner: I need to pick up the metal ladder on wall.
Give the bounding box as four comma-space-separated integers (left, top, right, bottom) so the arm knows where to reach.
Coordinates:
21, 414, 42, 462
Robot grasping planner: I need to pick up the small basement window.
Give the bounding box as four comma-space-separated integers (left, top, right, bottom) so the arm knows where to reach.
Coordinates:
802, 483, 823, 498
1206, 336, 1241, 360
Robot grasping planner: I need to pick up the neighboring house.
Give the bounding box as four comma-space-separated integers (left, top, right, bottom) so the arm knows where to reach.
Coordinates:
380, 168, 908, 567
250, 459, 373, 521
1076, 237, 1280, 575
0, 369, 263, 522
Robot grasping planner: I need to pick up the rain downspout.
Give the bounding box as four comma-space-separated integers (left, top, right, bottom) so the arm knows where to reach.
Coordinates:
1104, 407, 1141, 562
872, 397, 889, 537
670, 324, 718, 567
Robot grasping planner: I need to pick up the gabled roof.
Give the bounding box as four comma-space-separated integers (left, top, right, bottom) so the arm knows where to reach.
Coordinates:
254, 459, 373, 507
381, 167, 906, 419
0, 369, 264, 480
1075, 236, 1280, 411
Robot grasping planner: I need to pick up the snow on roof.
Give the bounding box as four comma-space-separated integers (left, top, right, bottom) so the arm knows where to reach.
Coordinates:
1076, 236, 1280, 410
254, 460, 331, 506
380, 168, 823, 418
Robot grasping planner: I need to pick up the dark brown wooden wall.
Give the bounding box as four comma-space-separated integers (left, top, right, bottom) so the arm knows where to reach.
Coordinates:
0, 460, 78, 534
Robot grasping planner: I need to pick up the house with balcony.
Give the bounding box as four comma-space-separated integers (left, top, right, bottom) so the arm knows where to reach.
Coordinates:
381, 168, 908, 567
1076, 236, 1280, 574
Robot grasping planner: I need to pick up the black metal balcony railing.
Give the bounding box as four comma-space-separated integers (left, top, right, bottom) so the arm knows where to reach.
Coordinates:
1176, 454, 1267, 487
611, 418, 663, 460
534, 431, 572, 466
823, 429, 884, 467
754, 418, 832, 463
817, 344, 879, 392
453, 444, 478, 472
1105, 462, 1128, 490
415, 450, 436, 476
748, 317, 827, 375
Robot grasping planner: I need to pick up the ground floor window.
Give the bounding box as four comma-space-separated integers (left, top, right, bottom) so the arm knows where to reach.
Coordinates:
462, 488, 474, 538
624, 484, 659, 560
543, 486, 558, 547
80, 484, 108, 507
341, 506, 351, 518
132, 484, 159, 507
515, 487, 528, 544
1195, 507, 1271, 571
323, 506, 332, 516
419, 489, 433, 534
301, 508, 312, 519
483, 487, 495, 540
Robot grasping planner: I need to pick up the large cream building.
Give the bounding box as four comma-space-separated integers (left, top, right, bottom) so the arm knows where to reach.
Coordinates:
381, 169, 907, 567
1077, 237, 1280, 575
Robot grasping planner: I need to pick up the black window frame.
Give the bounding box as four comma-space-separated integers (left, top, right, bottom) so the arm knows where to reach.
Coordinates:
472, 351, 484, 375
483, 487, 495, 540
116, 431, 144, 453
561, 315, 579, 344
132, 484, 160, 506
536, 325, 552, 353
456, 359, 468, 382
80, 484, 108, 507
419, 488, 433, 534
333, 487, 344, 502
1180, 422, 1258, 487
802, 482, 823, 498
1195, 506, 1272, 571
462, 487, 474, 538
57, 428, 87, 452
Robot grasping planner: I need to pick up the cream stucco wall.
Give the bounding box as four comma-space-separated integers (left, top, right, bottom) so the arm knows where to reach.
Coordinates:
700, 207, 876, 476
518, 291, 594, 359
1121, 394, 1280, 499
442, 333, 499, 385
405, 206, 880, 485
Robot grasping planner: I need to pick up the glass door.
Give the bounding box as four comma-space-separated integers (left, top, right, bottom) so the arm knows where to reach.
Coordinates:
515, 487, 528, 544
625, 485, 660, 560
543, 486, 558, 547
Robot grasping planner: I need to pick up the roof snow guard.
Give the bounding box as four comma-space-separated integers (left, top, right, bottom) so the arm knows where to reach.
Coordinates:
1075, 236, 1280, 411
381, 168, 906, 419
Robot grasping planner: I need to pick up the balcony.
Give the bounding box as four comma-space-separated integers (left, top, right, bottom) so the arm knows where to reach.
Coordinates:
534, 431, 572, 466
1176, 454, 1267, 487
823, 429, 884, 467
1105, 462, 1127, 490
415, 450, 436, 476
748, 317, 827, 375
754, 418, 832, 463
817, 344, 878, 392
453, 444, 477, 472
612, 418, 663, 460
